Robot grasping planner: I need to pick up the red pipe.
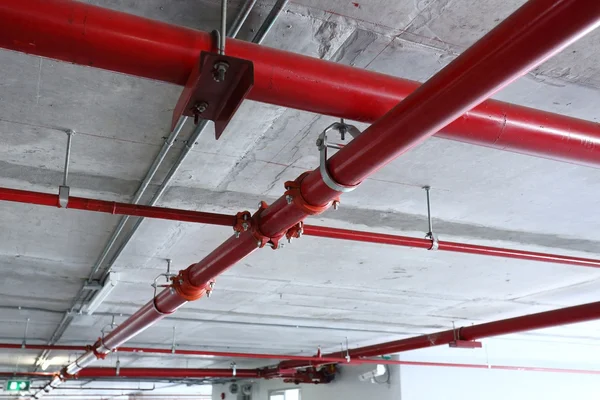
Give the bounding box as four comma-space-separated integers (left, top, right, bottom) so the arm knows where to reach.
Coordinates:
0, 187, 234, 227
77, 368, 260, 379
302, 225, 600, 269
337, 300, 600, 359
277, 300, 600, 370
5, 343, 600, 376
3, 361, 600, 379
2, 187, 600, 269
34, 0, 600, 394
0, 0, 600, 168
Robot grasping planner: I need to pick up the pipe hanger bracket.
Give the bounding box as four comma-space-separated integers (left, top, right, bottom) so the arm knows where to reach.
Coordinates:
317, 123, 361, 193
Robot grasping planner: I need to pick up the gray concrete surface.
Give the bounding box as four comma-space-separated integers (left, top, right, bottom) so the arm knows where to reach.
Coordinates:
0, 0, 599, 396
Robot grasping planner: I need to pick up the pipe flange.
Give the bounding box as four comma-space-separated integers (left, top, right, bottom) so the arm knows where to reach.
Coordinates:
283, 172, 338, 216
251, 201, 285, 249
172, 269, 210, 301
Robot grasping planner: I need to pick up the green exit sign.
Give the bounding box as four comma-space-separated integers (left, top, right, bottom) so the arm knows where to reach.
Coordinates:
5, 380, 30, 392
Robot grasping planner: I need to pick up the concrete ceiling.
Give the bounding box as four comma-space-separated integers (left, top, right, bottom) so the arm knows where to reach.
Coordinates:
1, 0, 600, 396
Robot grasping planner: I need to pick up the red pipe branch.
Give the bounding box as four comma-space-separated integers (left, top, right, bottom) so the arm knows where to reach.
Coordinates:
0, 0, 600, 167
2, 362, 600, 380
32, 0, 600, 396
0, 187, 235, 227
2, 187, 600, 269
77, 368, 260, 379
5, 343, 600, 377
333, 300, 600, 360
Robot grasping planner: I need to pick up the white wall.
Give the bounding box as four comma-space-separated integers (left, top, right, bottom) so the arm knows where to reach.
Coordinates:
399, 336, 600, 400
213, 363, 401, 400
214, 335, 600, 400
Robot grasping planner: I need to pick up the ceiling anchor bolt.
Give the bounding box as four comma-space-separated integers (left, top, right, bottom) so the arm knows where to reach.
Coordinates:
423, 186, 439, 250
316, 120, 361, 197
231, 361, 237, 377
212, 1, 230, 83
58, 129, 75, 208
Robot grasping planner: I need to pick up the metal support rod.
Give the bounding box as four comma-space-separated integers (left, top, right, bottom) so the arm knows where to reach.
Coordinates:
1, 1, 600, 168
252, 0, 288, 44
62, 130, 74, 187
423, 186, 438, 250
219, 0, 227, 55
1, 186, 600, 269
228, 0, 256, 38
21, 318, 29, 348
424, 186, 433, 235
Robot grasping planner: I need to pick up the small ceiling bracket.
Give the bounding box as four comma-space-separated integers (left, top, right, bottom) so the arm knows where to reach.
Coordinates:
316, 121, 361, 194
449, 322, 482, 349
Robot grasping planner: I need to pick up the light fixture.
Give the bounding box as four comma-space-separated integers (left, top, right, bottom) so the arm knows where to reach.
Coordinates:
84, 272, 120, 315
40, 358, 51, 371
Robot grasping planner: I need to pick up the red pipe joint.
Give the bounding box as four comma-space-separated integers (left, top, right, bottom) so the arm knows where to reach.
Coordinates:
284, 172, 338, 216
172, 269, 210, 301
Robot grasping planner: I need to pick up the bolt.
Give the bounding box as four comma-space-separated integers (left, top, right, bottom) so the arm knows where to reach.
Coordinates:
333, 200, 339, 210
298, 228, 303, 237
316, 138, 323, 147
286, 195, 293, 204
192, 102, 209, 124
235, 231, 240, 239
288, 237, 293, 244
256, 240, 262, 247
194, 102, 208, 114
242, 222, 249, 231
213, 61, 229, 82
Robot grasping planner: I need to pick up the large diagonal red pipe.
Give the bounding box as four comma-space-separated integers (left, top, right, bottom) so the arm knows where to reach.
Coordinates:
34, 0, 600, 397
0, 0, 600, 167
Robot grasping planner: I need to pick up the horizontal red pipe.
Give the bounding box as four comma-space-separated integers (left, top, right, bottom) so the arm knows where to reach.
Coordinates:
77, 368, 259, 379
303, 225, 600, 269
0, 187, 234, 227
343, 300, 600, 358
2, 187, 600, 269
0, 0, 600, 168
278, 300, 600, 370
2, 361, 600, 381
